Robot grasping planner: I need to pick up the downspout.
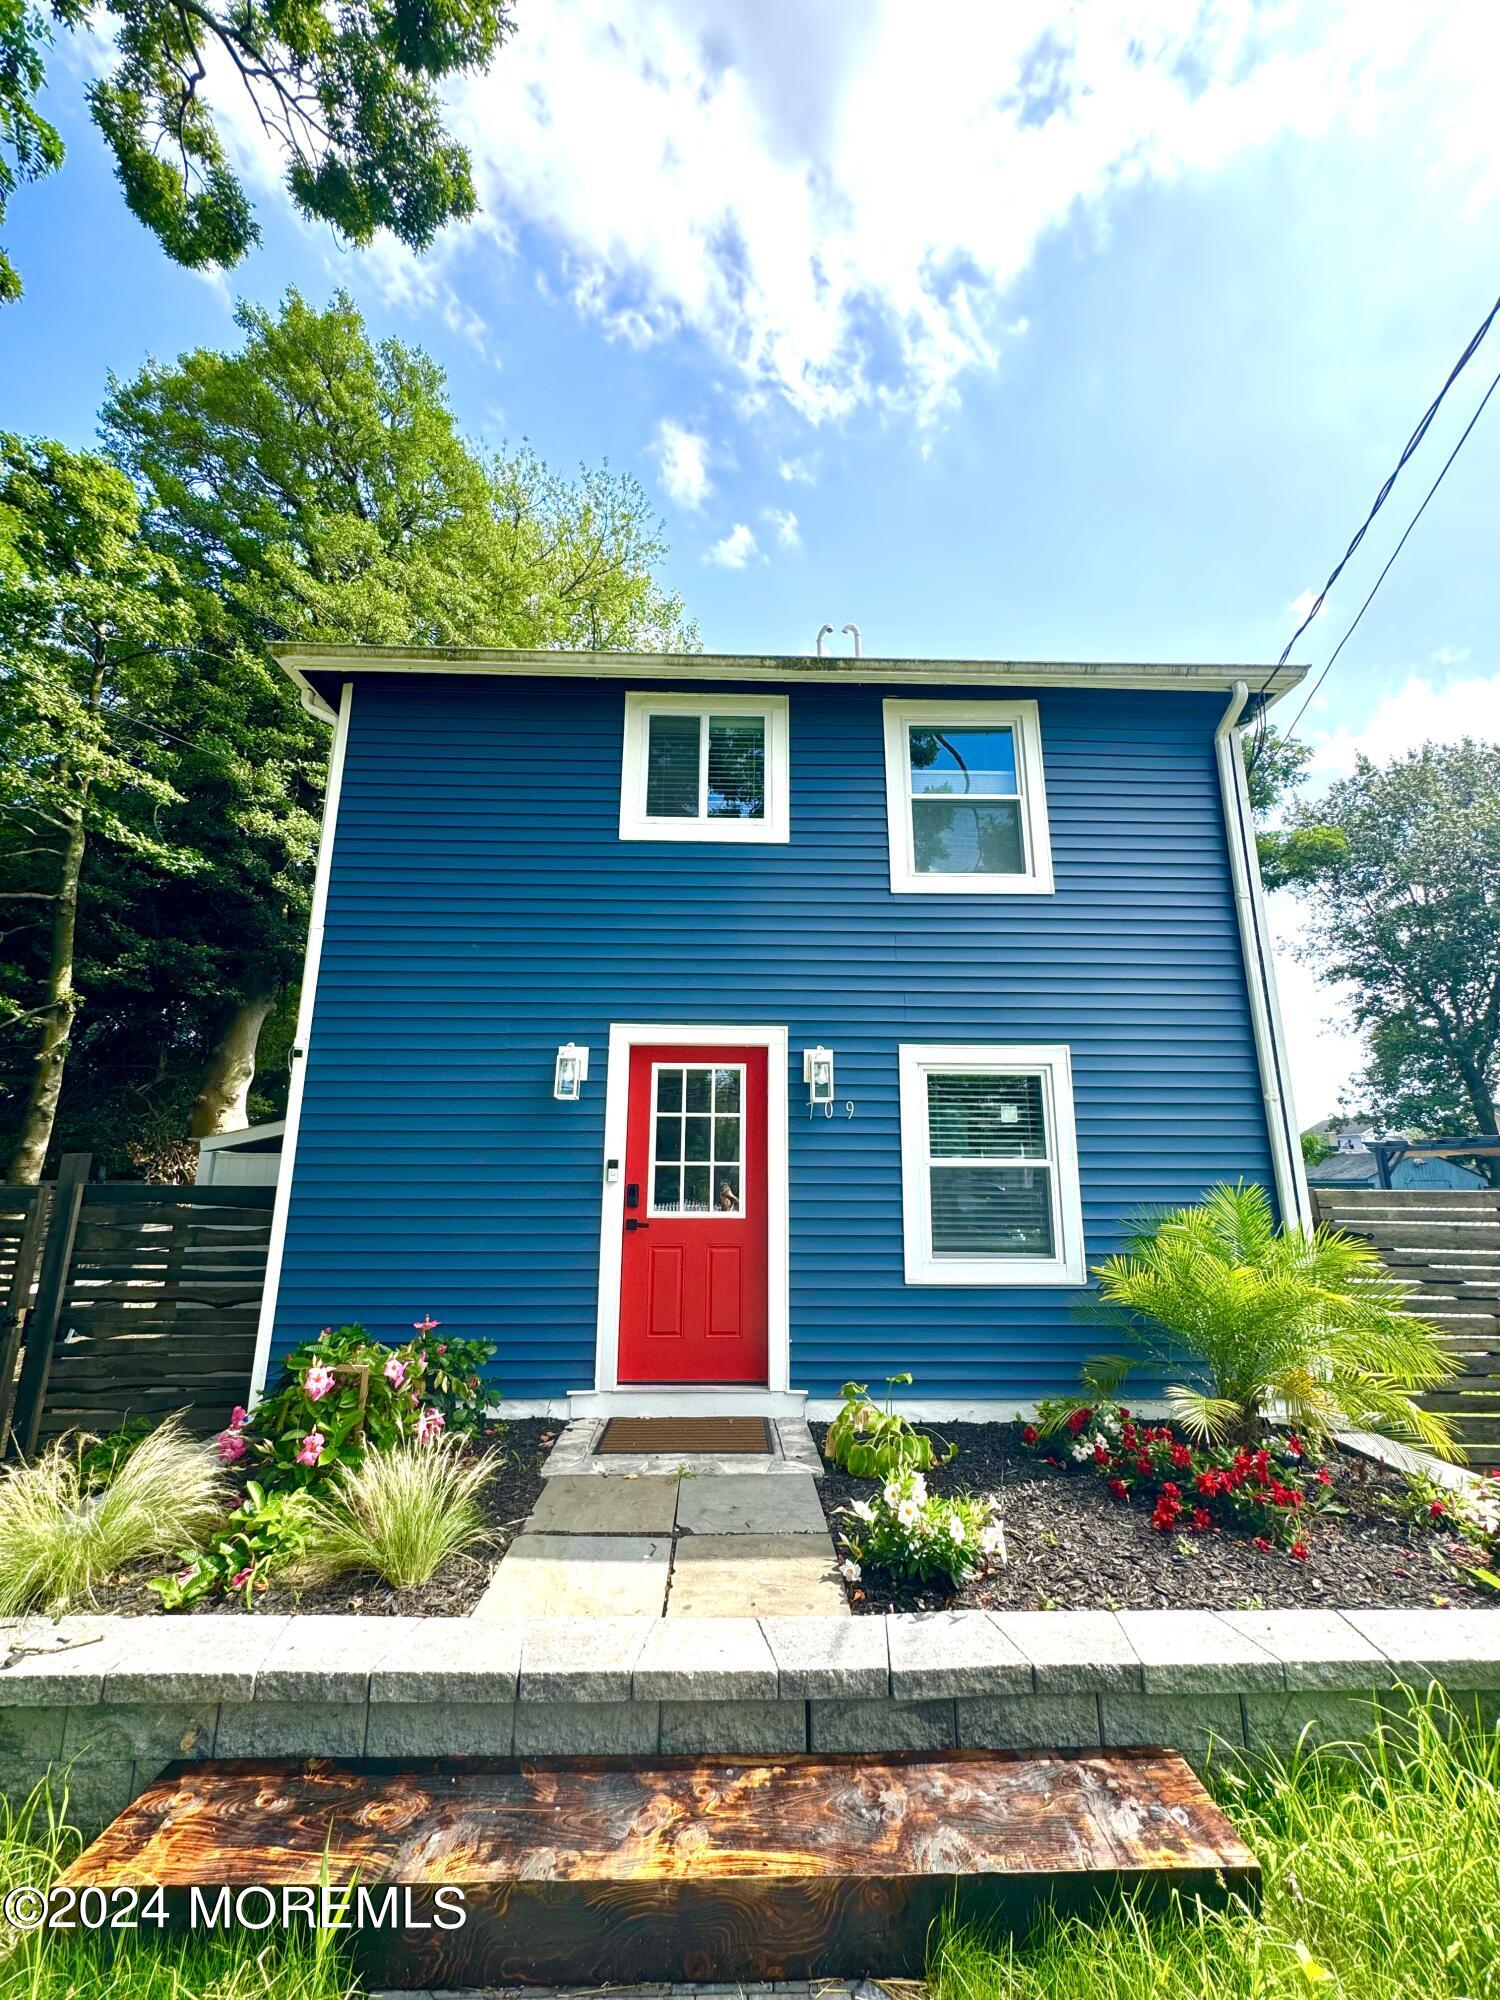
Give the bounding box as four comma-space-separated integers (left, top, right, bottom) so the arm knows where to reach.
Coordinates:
1215, 682, 1312, 1229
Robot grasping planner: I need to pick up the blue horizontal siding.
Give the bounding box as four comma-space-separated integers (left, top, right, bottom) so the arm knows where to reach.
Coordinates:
271, 674, 1274, 1401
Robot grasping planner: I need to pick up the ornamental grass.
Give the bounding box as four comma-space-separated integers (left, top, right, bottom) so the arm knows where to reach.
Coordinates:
297, 1439, 495, 1589
0, 1417, 228, 1617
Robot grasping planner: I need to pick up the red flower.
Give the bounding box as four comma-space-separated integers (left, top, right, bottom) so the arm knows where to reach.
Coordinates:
1285, 1434, 1304, 1456
1253, 1536, 1272, 1553
1135, 1454, 1153, 1475
1094, 1441, 1111, 1466
1290, 1540, 1310, 1561
1192, 1507, 1213, 1531
1066, 1408, 1092, 1435
1022, 1425, 1039, 1445
1170, 1442, 1194, 1470
1118, 1408, 1130, 1420
1429, 1500, 1446, 1519
1315, 1468, 1333, 1486
1195, 1469, 1224, 1497
1161, 1481, 1181, 1500
1108, 1477, 1129, 1501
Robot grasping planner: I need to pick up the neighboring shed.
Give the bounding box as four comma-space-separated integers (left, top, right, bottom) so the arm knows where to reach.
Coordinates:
195, 1121, 284, 1187
1305, 1147, 1483, 1192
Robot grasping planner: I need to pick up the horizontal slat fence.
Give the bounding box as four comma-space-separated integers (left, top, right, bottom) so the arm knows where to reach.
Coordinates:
1, 1174, 275, 1452
1312, 1185, 1500, 1458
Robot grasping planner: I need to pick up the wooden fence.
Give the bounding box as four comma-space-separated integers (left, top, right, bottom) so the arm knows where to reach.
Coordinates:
1311, 1184, 1500, 1458
0, 1156, 275, 1457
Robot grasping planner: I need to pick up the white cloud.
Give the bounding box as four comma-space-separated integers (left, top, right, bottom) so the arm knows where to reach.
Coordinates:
1287, 587, 1327, 625
1430, 645, 1472, 665
437, 0, 1497, 424
704, 522, 758, 568
762, 506, 801, 549
1304, 670, 1500, 780
649, 420, 713, 509
778, 456, 816, 485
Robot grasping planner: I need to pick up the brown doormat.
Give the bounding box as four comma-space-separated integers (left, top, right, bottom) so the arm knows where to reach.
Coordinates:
595, 1416, 773, 1455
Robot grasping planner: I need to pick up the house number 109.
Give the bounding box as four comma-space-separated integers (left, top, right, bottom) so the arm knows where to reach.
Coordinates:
810, 1100, 857, 1119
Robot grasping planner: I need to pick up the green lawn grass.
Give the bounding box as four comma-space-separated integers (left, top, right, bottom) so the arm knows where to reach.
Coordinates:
0, 1781, 354, 2000
932, 1690, 1500, 2000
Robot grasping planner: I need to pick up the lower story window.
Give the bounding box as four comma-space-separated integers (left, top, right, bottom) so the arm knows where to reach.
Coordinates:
898, 1044, 1085, 1284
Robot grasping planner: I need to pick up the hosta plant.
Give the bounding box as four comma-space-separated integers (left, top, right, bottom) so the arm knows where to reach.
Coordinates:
826, 1373, 956, 1479
1088, 1181, 1460, 1458
0, 1417, 228, 1615
836, 1467, 1004, 1589
298, 1441, 495, 1589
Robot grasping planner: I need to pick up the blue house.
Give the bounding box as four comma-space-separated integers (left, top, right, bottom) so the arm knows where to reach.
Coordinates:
251, 648, 1309, 1419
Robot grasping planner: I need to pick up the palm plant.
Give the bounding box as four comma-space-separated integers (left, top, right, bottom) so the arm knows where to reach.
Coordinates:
1090, 1181, 1460, 1458
0, 1416, 229, 1616
299, 1441, 494, 1590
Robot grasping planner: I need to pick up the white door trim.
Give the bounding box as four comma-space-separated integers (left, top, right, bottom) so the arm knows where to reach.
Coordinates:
592, 1023, 790, 1395
248, 679, 354, 1402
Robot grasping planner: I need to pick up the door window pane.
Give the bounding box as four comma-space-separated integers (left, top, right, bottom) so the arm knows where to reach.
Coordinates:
707, 717, 766, 818
911, 798, 1023, 874
650, 1064, 745, 1215
645, 714, 700, 817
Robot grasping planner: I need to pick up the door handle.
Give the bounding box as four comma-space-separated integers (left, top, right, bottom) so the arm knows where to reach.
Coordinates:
625, 1219, 650, 1232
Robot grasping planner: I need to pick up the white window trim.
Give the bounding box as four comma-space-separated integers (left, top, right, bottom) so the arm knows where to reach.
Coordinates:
881, 698, 1053, 894
620, 691, 790, 843
898, 1043, 1085, 1286
594, 1024, 790, 1392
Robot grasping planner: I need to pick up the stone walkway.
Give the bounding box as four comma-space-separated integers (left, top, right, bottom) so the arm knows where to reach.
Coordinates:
476, 1421, 847, 1619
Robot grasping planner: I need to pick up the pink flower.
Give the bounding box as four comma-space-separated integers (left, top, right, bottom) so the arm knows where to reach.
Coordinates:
436, 1343, 446, 1354
177, 1565, 195, 1586
413, 1315, 441, 1335
217, 1429, 247, 1465
227, 1405, 248, 1432
415, 1406, 446, 1445
384, 1354, 407, 1389
228, 1566, 252, 1589
304, 1363, 336, 1401
296, 1430, 325, 1467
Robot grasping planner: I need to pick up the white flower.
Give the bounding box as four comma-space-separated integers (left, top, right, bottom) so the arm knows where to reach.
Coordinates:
946, 1515, 967, 1544
1071, 1436, 1096, 1462
839, 1558, 862, 1582
897, 1498, 922, 1528
981, 1522, 1007, 1556
909, 1473, 928, 1504
883, 1481, 903, 1509
850, 1498, 876, 1523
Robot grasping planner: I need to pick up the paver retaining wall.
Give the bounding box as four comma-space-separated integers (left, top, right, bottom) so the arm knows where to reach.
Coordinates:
4, 1607, 1498, 1834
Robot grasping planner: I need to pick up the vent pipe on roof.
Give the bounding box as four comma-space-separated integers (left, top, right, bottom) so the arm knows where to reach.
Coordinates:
815, 624, 834, 657
842, 623, 863, 658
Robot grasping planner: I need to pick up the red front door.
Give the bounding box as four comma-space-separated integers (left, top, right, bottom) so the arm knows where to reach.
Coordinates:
618, 1044, 769, 1384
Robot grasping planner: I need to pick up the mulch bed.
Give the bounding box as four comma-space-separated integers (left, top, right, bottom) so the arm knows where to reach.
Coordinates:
812, 1421, 1500, 1615
94, 1418, 553, 1618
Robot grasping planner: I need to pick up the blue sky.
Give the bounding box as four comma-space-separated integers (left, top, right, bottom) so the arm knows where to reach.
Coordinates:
4, 0, 1499, 1125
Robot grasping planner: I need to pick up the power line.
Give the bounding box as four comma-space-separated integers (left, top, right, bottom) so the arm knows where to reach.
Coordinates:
1280, 359, 1500, 745
1250, 285, 1500, 755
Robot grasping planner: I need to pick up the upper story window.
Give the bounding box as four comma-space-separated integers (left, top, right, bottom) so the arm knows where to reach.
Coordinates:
898, 1043, 1085, 1285
620, 692, 790, 843
881, 699, 1053, 894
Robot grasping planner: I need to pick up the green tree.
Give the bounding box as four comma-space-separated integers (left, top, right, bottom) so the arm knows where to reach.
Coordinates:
0, 435, 189, 1179
1278, 741, 1500, 1180
0, 0, 513, 302
1301, 1129, 1333, 1168
1248, 722, 1351, 891
0, 291, 698, 1173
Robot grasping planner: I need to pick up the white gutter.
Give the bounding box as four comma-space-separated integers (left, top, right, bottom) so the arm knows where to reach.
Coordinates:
1216, 682, 1312, 1229
247, 679, 354, 1402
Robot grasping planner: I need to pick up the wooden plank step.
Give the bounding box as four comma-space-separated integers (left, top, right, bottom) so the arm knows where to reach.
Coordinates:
63, 1752, 1259, 1989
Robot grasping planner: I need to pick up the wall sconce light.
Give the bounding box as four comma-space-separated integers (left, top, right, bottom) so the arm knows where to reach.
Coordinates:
553, 1042, 589, 1101
803, 1045, 835, 1107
